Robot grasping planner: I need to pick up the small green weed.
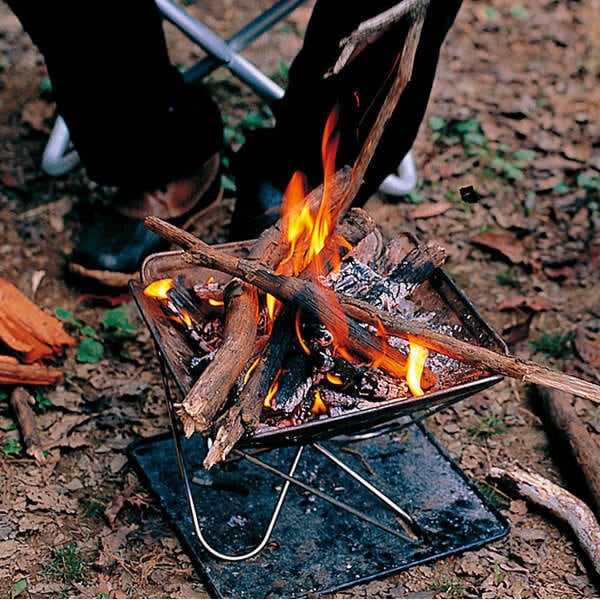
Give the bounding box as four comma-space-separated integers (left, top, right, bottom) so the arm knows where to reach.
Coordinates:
467, 415, 507, 440
34, 392, 53, 414
43, 542, 87, 584
496, 267, 521, 288
1, 438, 23, 458
530, 330, 574, 359
427, 578, 465, 598
56, 306, 138, 364
475, 481, 510, 511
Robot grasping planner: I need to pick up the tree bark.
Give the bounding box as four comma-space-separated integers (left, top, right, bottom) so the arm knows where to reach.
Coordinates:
9, 386, 46, 462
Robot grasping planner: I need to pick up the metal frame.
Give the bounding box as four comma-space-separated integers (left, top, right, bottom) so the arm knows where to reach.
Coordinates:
158, 349, 427, 561
40, 0, 416, 194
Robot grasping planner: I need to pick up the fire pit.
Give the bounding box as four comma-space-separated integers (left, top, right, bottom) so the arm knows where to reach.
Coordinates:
128, 232, 510, 597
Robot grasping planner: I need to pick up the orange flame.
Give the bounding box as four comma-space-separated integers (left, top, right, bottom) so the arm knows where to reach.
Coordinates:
243, 357, 260, 386
144, 278, 174, 299
264, 370, 282, 409
326, 373, 343, 386
406, 341, 428, 397
311, 389, 328, 415
294, 311, 311, 355
208, 298, 224, 307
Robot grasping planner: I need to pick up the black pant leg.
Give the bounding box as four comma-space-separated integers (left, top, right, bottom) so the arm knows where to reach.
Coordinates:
243, 0, 461, 203
7, 0, 222, 189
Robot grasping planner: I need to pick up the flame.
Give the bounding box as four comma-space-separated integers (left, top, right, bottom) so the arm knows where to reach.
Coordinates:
294, 311, 311, 355
243, 357, 260, 385
208, 298, 224, 307
326, 373, 343, 386
311, 389, 328, 415
266, 294, 279, 320
406, 341, 428, 397
144, 278, 174, 299
264, 373, 281, 410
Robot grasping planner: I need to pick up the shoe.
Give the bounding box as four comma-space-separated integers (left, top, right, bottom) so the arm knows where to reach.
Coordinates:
69, 153, 222, 288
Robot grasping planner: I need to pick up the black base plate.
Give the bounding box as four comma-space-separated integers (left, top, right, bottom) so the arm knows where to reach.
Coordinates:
128, 424, 509, 598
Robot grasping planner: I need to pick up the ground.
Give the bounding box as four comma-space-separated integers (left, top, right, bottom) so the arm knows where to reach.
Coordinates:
0, 0, 599, 598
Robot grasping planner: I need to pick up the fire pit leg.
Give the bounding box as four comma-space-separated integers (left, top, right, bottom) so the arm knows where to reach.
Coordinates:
234, 447, 422, 544
159, 349, 306, 561
311, 441, 422, 541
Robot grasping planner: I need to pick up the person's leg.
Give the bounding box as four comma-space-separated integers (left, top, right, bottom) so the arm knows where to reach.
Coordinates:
231, 0, 462, 240
7, 0, 224, 286
7, 0, 222, 189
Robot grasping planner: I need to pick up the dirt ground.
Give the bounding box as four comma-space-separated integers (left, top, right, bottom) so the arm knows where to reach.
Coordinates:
1, 0, 599, 597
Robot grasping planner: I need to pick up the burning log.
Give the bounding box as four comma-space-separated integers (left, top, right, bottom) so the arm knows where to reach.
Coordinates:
145, 215, 438, 389
341, 296, 600, 404
9, 386, 46, 462
203, 309, 296, 469
145, 217, 600, 405
177, 280, 259, 437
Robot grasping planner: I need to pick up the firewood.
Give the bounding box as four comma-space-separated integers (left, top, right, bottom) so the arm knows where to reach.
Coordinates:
9, 386, 46, 462
489, 464, 600, 575
0, 361, 63, 385
177, 279, 259, 437
145, 217, 600, 405
146, 215, 438, 389
534, 386, 600, 517
329, 0, 429, 76
203, 309, 296, 469
0, 277, 75, 363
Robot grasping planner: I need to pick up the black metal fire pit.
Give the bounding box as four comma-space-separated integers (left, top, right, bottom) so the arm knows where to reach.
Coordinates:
128, 234, 510, 597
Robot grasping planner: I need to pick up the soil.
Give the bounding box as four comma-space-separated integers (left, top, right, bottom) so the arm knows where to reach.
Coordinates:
1, 0, 599, 598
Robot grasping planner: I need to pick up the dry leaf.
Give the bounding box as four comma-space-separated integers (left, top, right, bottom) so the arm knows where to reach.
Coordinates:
574, 321, 600, 368
497, 295, 555, 312
471, 231, 528, 264
411, 201, 454, 219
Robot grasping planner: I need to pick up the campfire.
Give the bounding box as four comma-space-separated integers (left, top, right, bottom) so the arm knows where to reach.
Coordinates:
131, 0, 599, 471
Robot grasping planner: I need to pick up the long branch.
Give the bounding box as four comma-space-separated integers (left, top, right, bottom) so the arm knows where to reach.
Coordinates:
144, 216, 600, 405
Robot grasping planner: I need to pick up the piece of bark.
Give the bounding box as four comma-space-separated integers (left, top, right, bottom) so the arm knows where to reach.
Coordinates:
489, 465, 600, 575
9, 386, 46, 462
0, 277, 75, 363
178, 279, 259, 437
0, 361, 63, 385
534, 386, 600, 517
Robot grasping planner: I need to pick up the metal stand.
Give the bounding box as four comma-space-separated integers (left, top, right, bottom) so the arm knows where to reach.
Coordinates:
39, 0, 417, 195
159, 350, 423, 562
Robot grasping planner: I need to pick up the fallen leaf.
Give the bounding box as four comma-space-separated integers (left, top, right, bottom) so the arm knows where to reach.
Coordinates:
497, 295, 555, 312
20, 100, 53, 134
471, 231, 528, 264
411, 201, 454, 219
574, 321, 600, 368
501, 313, 534, 345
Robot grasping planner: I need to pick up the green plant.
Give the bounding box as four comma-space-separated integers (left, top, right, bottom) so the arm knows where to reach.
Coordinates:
101, 307, 138, 340
475, 481, 510, 511
427, 578, 465, 598
496, 267, 521, 288
34, 393, 53, 414
530, 330, 575, 359
1, 438, 23, 458
467, 415, 507, 440
43, 542, 87, 584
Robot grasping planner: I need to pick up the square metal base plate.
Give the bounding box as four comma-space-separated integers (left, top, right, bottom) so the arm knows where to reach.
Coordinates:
129, 424, 509, 598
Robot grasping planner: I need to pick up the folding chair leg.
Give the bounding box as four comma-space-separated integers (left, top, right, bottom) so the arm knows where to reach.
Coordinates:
40, 115, 80, 177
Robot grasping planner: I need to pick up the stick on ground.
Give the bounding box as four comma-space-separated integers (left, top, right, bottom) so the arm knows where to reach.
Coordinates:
490, 464, 600, 575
